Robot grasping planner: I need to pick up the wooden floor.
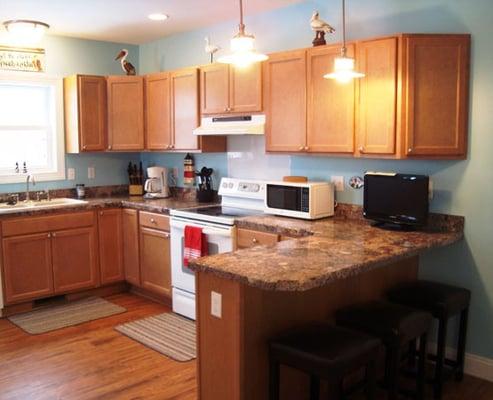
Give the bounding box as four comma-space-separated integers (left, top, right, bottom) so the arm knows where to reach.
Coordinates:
0, 293, 492, 400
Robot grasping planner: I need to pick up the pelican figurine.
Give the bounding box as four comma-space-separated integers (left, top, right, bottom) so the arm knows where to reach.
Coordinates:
204, 36, 221, 63
115, 49, 136, 76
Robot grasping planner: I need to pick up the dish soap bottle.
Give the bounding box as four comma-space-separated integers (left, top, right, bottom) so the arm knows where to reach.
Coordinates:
183, 153, 195, 187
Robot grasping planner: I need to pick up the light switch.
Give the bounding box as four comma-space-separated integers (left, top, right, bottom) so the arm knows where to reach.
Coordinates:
331, 176, 344, 192
67, 168, 75, 180
211, 291, 222, 318
88, 166, 95, 179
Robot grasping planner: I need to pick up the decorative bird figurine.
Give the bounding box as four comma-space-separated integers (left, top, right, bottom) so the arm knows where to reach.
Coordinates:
115, 49, 136, 75
204, 36, 221, 63
310, 11, 335, 46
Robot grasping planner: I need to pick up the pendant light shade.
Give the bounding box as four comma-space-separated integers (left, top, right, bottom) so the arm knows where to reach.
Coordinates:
324, 0, 364, 83
217, 0, 268, 68
3, 20, 49, 46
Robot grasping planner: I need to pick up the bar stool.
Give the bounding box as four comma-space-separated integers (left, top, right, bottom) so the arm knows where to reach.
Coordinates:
269, 322, 381, 400
387, 280, 471, 399
336, 301, 432, 400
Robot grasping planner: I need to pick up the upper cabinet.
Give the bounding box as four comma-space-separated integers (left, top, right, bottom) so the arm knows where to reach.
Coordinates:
264, 33, 470, 159
145, 72, 172, 150
307, 44, 355, 153
356, 37, 398, 156
403, 34, 470, 158
64, 75, 107, 153
107, 75, 145, 151
264, 50, 307, 152
200, 63, 262, 114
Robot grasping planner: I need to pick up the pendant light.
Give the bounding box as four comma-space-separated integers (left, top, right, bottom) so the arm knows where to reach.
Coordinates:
324, 0, 364, 83
217, 0, 268, 68
3, 20, 50, 46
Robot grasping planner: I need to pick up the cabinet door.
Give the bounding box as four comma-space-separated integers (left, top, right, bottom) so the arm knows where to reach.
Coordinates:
79, 75, 107, 151
307, 45, 355, 153
264, 50, 307, 152
201, 64, 230, 114
2, 233, 53, 304
107, 76, 145, 151
122, 209, 140, 286
139, 227, 171, 298
357, 37, 397, 155
98, 209, 124, 284
171, 68, 200, 150
52, 227, 99, 294
229, 63, 262, 113
405, 35, 470, 157
145, 72, 172, 150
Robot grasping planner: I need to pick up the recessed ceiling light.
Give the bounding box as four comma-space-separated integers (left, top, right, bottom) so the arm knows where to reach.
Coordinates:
148, 13, 169, 21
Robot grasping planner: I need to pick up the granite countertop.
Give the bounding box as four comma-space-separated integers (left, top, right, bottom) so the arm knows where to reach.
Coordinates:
0, 195, 212, 219
188, 207, 464, 292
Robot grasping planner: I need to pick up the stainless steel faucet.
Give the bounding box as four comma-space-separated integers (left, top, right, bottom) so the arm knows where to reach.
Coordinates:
25, 175, 35, 201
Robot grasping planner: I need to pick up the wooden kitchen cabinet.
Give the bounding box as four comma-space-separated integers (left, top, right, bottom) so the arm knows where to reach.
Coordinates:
122, 209, 140, 286
403, 34, 470, 157
356, 37, 398, 156
98, 209, 124, 284
145, 72, 172, 150
52, 226, 99, 294
139, 226, 172, 298
307, 44, 355, 153
64, 75, 107, 153
201, 63, 262, 114
2, 233, 54, 304
264, 49, 307, 152
237, 228, 279, 249
107, 75, 145, 151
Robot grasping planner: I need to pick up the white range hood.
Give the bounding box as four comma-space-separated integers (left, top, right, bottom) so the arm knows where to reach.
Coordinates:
193, 115, 265, 136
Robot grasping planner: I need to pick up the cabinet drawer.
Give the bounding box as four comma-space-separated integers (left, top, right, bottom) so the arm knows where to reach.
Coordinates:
237, 228, 279, 249
139, 211, 170, 231
2, 211, 95, 237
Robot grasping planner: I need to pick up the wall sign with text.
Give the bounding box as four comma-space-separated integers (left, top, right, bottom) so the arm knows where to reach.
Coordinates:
0, 46, 45, 72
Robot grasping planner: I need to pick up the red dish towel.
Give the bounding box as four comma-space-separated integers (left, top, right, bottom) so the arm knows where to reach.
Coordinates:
183, 226, 209, 267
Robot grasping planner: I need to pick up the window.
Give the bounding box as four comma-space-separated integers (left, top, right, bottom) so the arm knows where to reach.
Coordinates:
0, 72, 65, 183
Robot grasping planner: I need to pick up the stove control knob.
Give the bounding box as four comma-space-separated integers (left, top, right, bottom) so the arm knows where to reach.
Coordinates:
222, 182, 227, 188
228, 182, 234, 189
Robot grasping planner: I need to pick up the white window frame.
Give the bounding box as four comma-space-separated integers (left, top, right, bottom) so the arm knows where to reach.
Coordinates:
0, 71, 65, 184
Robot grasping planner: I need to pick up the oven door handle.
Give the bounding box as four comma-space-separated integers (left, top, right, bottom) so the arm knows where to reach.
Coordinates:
202, 228, 234, 238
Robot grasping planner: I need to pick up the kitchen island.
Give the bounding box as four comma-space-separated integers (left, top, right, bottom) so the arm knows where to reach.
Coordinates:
189, 206, 464, 400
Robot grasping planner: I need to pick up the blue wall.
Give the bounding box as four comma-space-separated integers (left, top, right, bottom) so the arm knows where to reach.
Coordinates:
0, 35, 140, 193
139, 0, 493, 359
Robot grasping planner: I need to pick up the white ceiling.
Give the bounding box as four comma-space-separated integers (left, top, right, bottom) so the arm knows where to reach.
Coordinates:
0, 0, 304, 45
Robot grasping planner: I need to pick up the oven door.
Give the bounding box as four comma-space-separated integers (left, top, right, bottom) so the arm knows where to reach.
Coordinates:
170, 216, 236, 294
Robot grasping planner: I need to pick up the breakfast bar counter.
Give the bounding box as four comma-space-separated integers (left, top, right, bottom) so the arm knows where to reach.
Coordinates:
188, 206, 464, 400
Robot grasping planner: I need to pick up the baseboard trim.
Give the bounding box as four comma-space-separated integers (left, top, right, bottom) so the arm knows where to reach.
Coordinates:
429, 343, 493, 382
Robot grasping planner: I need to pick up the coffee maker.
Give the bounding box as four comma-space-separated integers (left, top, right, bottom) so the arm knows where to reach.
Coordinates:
144, 166, 171, 198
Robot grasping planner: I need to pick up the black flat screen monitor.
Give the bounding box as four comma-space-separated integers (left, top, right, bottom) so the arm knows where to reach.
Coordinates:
363, 173, 429, 228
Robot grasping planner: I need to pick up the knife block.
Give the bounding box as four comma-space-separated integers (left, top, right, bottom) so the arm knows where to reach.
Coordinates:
129, 184, 144, 196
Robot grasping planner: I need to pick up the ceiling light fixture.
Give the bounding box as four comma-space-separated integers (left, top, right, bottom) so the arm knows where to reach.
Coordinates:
2, 19, 50, 46
148, 13, 169, 21
323, 0, 364, 83
217, 0, 268, 68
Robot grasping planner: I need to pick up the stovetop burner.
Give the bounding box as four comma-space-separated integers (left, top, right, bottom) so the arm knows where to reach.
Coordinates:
182, 205, 261, 219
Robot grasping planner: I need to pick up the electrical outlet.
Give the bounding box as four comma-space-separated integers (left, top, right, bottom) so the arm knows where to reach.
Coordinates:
67, 168, 75, 180
88, 166, 95, 179
331, 176, 345, 192
211, 291, 222, 318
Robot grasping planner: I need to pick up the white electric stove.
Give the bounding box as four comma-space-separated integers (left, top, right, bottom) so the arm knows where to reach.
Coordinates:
170, 178, 266, 320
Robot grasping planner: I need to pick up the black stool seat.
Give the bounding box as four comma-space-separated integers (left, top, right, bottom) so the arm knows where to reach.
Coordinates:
335, 301, 432, 347
269, 322, 381, 400
387, 280, 471, 319
387, 280, 471, 399
336, 301, 433, 400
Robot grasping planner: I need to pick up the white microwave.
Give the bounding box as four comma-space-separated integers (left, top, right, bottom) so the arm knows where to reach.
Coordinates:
264, 181, 335, 220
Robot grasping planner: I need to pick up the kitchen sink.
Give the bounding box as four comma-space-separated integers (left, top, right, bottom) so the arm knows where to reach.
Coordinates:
0, 198, 88, 214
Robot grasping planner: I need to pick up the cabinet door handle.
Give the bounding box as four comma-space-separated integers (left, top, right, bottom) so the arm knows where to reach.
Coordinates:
298, 146, 304, 151
108, 145, 112, 150
304, 146, 309, 151
150, 218, 156, 224
252, 237, 258, 244
83, 145, 87, 150
52, 232, 57, 238
100, 211, 103, 216
47, 233, 51, 238
359, 146, 365, 153
408, 147, 413, 153
163, 232, 170, 238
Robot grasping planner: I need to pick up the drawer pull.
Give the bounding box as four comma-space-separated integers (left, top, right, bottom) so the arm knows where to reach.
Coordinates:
47, 233, 51, 238
150, 218, 156, 224
52, 232, 57, 237
252, 237, 258, 244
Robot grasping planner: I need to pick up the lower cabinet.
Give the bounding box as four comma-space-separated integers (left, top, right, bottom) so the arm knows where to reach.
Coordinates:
139, 226, 172, 298
98, 209, 124, 284
122, 209, 141, 286
52, 227, 99, 294
2, 233, 54, 304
